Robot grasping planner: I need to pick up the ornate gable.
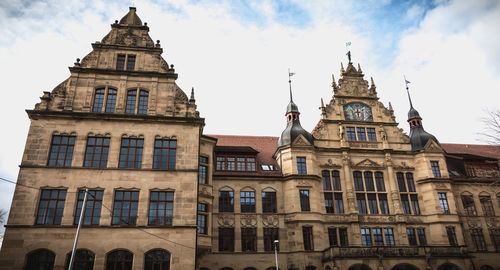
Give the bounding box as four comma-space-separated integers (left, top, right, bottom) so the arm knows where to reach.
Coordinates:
352, 158, 384, 169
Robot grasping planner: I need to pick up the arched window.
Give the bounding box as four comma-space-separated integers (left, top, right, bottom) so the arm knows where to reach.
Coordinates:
220, 268, 234, 270
243, 268, 257, 270
93, 87, 118, 113
126, 90, 137, 114
145, 249, 170, 270
93, 89, 105, 112
125, 89, 149, 114
65, 249, 95, 270
105, 88, 117, 112
106, 249, 133, 270
479, 193, 495, 216
138, 90, 149, 114
26, 249, 55, 270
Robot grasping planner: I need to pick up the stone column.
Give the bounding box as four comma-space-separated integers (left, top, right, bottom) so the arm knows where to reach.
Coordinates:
385, 153, 402, 214
342, 151, 357, 214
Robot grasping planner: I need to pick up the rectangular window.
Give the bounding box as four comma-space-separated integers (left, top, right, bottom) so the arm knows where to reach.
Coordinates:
332, 170, 342, 190
48, 135, 76, 167
153, 139, 176, 170
74, 190, 103, 225
227, 157, 235, 171
297, 157, 307, 174
118, 138, 143, 169
353, 171, 364, 191
406, 173, 416, 192
300, 190, 310, 211
247, 158, 256, 171
384, 228, 395, 246
219, 228, 234, 252
361, 228, 372, 246
375, 172, 385, 191
125, 90, 137, 114
328, 228, 338, 246
36, 189, 66, 225
346, 127, 356, 141
489, 229, 500, 251
240, 191, 256, 213
93, 89, 105, 112
401, 194, 411, 214
438, 192, 450, 214
324, 193, 334, 213
446, 226, 458, 246
199, 156, 208, 184
397, 173, 407, 192
237, 157, 245, 171
83, 137, 110, 168
373, 228, 384, 246
335, 193, 344, 214
364, 172, 375, 191
126, 55, 136, 71
138, 91, 149, 114
303, 226, 314, 251
216, 157, 225, 171
367, 128, 377, 141
367, 193, 378, 214
264, 228, 279, 252
470, 229, 487, 251
407, 228, 417, 246
461, 195, 477, 216
219, 191, 234, 212
379, 194, 389, 214
417, 228, 427, 246
357, 193, 367, 214
356, 127, 366, 141
410, 194, 421, 215
262, 192, 277, 213
241, 228, 257, 252
112, 191, 139, 225
431, 161, 441, 177
322, 171, 332, 190
197, 214, 207, 234
148, 191, 174, 226
480, 195, 495, 216
339, 228, 349, 246
116, 54, 126, 70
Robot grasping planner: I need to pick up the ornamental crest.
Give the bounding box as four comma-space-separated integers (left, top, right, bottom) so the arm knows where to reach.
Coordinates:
240, 215, 257, 228
262, 215, 279, 227
217, 214, 234, 227
343, 103, 373, 121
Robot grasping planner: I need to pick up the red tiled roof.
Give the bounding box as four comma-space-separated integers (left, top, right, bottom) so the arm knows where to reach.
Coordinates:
208, 135, 281, 177
441, 143, 500, 160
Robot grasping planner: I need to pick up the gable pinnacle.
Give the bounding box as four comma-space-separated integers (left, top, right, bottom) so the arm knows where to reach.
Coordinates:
189, 87, 196, 103
357, 63, 362, 73
331, 74, 338, 89
340, 62, 345, 73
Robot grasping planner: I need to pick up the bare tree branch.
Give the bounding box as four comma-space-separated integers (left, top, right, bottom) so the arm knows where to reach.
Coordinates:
478, 108, 500, 145
0, 209, 6, 225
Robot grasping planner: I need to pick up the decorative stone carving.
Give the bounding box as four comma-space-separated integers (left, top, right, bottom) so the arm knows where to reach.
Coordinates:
467, 219, 481, 229
296, 180, 311, 188
217, 214, 234, 227
342, 153, 351, 166
173, 84, 188, 103
486, 218, 500, 228
240, 214, 257, 228
262, 214, 279, 227
352, 159, 384, 169
80, 51, 98, 68
359, 215, 396, 223
320, 159, 342, 169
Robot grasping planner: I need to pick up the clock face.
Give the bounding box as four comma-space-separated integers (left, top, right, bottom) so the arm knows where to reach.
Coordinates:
343, 103, 373, 121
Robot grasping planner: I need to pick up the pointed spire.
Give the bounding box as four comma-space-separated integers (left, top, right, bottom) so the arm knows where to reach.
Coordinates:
189, 87, 196, 103
331, 74, 338, 89
321, 98, 325, 108
357, 63, 362, 73
340, 62, 345, 73
389, 101, 393, 111
371, 77, 375, 87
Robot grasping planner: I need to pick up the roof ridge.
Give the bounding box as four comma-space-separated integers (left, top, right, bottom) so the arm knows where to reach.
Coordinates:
207, 134, 279, 139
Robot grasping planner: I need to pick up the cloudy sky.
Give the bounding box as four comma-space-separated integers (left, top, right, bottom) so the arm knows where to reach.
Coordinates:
0, 0, 499, 227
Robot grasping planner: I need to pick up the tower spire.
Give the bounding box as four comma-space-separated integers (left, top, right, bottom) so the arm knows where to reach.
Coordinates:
404, 75, 413, 108
288, 68, 295, 102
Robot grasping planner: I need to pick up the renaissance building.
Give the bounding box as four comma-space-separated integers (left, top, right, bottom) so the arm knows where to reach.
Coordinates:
1, 7, 499, 270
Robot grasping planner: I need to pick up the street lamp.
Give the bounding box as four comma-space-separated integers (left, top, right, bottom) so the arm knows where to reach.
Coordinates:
274, 240, 279, 270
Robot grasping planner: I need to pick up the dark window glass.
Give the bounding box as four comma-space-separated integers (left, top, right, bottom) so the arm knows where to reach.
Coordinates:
138, 90, 148, 114
446, 227, 458, 246
401, 194, 411, 214
112, 191, 139, 225
125, 90, 137, 114
247, 157, 256, 171
263, 228, 279, 252
36, 189, 66, 225
227, 157, 235, 171
356, 127, 366, 141
236, 157, 245, 171
126, 55, 136, 71
361, 228, 372, 246
339, 228, 349, 246
116, 54, 126, 70
322, 170, 332, 190
431, 161, 441, 177
48, 135, 75, 167
367, 193, 378, 214
335, 193, 344, 214
374, 172, 385, 191
417, 228, 427, 245
83, 137, 110, 168
119, 138, 143, 168
396, 172, 406, 192
462, 195, 477, 216
367, 128, 376, 141
197, 214, 207, 234
216, 157, 225, 171
219, 228, 234, 252
384, 228, 395, 246
300, 190, 310, 211
93, 88, 105, 112
148, 191, 174, 226
303, 226, 314, 251
297, 157, 307, 174
379, 194, 389, 214
241, 228, 257, 252
153, 139, 176, 170
240, 191, 256, 213
199, 156, 208, 164
332, 170, 341, 190
356, 193, 367, 214
353, 171, 364, 191
198, 203, 208, 212
105, 88, 117, 112
262, 192, 277, 213
65, 249, 95, 270
407, 228, 417, 246
410, 194, 420, 215
324, 193, 334, 213
406, 173, 416, 192
26, 249, 55, 270
480, 195, 495, 216
489, 229, 500, 251
438, 192, 450, 214
470, 228, 487, 251
199, 165, 207, 184
364, 171, 374, 191
74, 190, 103, 225
328, 228, 338, 246
144, 249, 170, 270
346, 127, 356, 141
373, 228, 384, 246
106, 250, 133, 270
219, 191, 234, 212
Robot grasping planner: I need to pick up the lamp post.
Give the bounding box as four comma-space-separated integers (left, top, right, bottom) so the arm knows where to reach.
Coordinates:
274, 240, 279, 270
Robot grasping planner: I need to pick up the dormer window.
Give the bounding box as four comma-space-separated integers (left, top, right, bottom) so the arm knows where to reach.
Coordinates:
216, 156, 256, 172
116, 54, 136, 71
261, 164, 275, 171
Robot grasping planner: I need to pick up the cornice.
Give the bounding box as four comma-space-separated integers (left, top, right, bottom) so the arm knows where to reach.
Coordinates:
69, 67, 178, 79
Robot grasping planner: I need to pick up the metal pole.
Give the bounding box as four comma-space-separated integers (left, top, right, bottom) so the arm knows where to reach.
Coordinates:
274, 240, 279, 270
69, 188, 88, 270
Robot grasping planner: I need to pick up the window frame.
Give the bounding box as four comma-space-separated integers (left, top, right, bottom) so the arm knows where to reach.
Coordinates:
241, 228, 257, 252
83, 136, 110, 168
111, 190, 139, 225
354, 171, 388, 215
262, 191, 277, 213
299, 190, 310, 211
219, 228, 235, 252
263, 227, 279, 252
397, 172, 420, 215
116, 54, 136, 71
431, 161, 441, 177
297, 157, 307, 174
118, 137, 144, 169
197, 203, 208, 234
199, 156, 209, 184
240, 191, 256, 213
215, 155, 257, 172
153, 139, 177, 170
302, 226, 314, 251
144, 249, 170, 270
47, 135, 76, 167
219, 191, 234, 212
125, 88, 149, 114
74, 189, 103, 226
36, 189, 67, 225
438, 192, 450, 214
92, 87, 118, 113
148, 191, 174, 226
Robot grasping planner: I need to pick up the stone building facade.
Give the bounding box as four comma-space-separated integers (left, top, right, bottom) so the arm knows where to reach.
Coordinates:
1, 7, 499, 270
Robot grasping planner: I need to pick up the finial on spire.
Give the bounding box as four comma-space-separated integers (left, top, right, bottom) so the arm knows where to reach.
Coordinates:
321, 98, 325, 108
340, 62, 345, 73
389, 101, 393, 111
189, 87, 196, 103
346, 41, 352, 63
331, 74, 338, 89
370, 77, 376, 91
288, 68, 296, 102
404, 75, 413, 108
357, 63, 362, 73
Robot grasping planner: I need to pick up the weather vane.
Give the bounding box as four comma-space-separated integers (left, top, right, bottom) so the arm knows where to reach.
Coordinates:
288, 68, 296, 101
404, 75, 413, 108
346, 42, 352, 63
